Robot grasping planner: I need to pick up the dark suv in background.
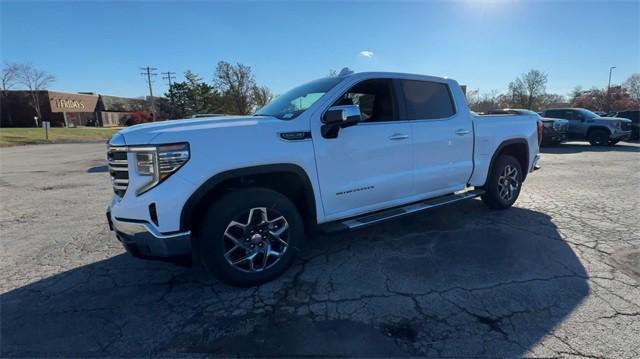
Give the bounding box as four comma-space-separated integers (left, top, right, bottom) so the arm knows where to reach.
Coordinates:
487, 109, 569, 145
542, 108, 632, 146
612, 110, 639, 140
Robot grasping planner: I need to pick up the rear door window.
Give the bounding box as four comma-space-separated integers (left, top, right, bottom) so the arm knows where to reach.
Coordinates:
399, 80, 455, 120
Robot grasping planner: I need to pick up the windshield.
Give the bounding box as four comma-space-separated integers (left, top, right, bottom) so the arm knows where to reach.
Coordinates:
578, 109, 599, 119
255, 77, 344, 120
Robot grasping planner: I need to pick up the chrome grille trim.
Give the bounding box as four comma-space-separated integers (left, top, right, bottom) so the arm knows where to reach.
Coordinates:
108, 146, 129, 197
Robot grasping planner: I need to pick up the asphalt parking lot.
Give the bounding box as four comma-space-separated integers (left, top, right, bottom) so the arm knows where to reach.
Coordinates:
1, 141, 639, 358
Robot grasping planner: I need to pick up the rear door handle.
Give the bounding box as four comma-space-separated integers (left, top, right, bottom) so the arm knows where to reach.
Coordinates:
455, 129, 471, 136
388, 133, 409, 141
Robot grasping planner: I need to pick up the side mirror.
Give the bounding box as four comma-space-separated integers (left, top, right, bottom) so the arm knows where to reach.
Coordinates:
321, 105, 362, 138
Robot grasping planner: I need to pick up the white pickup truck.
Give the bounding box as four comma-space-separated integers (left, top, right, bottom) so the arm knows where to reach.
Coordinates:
106, 72, 542, 286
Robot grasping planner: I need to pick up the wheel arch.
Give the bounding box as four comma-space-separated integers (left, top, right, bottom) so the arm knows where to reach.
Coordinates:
180, 164, 317, 234
484, 138, 530, 186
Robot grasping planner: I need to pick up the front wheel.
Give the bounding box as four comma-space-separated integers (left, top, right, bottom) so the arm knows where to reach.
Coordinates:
481, 155, 523, 210
198, 188, 305, 286
588, 129, 609, 146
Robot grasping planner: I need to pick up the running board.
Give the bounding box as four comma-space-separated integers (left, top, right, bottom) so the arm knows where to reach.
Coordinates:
319, 189, 485, 233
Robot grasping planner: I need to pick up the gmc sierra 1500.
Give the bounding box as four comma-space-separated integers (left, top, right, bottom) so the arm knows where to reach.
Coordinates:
106, 72, 542, 286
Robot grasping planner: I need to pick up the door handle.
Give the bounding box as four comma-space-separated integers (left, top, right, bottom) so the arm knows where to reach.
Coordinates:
388, 133, 409, 141
455, 129, 471, 136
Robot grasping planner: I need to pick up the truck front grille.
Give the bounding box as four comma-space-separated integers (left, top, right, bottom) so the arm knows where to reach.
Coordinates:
108, 147, 129, 197
621, 121, 632, 131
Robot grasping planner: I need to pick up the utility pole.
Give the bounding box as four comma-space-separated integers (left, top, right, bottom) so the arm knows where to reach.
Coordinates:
140, 66, 158, 121
162, 71, 176, 88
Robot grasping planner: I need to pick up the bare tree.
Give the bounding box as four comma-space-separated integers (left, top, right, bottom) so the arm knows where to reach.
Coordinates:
467, 89, 501, 113
569, 86, 583, 105
252, 85, 274, 109
214, 61, 257, 115
15, 64, 55, 126
1, 63, 19, 92
623, 73, 640, 101
506, 70, 548, 110
1, 63, 20, 125
540, 93, 568, 109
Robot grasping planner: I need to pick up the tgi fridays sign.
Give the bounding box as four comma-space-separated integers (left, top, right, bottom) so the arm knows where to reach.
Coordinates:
55, 98, 86, 110
48, 91, 98, 113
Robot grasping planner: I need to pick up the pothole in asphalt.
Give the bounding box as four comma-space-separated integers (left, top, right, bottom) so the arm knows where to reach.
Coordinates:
610, 246, 640, 282
40, 183, 90, 191
87, 165, 108, 173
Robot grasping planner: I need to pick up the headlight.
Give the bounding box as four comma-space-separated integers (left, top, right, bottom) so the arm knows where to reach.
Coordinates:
614, 121, 622, 129
131, 142, 190, 195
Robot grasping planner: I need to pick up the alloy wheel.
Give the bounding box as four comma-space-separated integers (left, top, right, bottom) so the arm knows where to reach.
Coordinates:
222, 207, 289, 273
497, 164, 519, 202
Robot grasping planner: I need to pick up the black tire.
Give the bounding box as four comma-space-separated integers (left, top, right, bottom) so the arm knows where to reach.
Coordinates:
481, 154, 523, 210
588, 129, 609, 146
197, 187, 305, 286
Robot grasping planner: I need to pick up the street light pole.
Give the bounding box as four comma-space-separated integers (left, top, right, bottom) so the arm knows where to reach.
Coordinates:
606, 66, 617, 112
607, 66, 616, 93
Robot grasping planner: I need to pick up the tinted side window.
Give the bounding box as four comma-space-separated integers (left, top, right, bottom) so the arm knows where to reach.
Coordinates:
547, 110, 572, 120
332, 79, 397, 122
567, 111, 585, 121
400, 80, 455, 120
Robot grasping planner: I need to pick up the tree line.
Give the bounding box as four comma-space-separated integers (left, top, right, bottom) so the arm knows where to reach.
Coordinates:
1, 63, 55, 126
466, 69, 640, 113
3, 62, 639, 127
157, 61, 274, 119
0, 61, 274, 126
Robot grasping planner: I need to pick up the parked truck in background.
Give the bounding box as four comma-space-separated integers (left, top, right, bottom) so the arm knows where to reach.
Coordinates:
106, 72, 542, 286
542, 108, 632, 145
486, 108, 569, 145
612, 110, 639, 141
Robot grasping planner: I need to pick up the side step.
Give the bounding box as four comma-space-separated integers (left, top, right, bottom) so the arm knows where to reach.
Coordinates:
319, 189, 485, 233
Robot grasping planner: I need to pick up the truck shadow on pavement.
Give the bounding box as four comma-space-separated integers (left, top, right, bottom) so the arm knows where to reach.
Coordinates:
1, 201, 589, 357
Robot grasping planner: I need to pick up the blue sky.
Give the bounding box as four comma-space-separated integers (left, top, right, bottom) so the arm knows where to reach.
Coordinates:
2, 0, 638, 98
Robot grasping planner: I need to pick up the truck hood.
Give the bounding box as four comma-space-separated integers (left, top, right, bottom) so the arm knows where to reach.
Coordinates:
110, 115, 277, 145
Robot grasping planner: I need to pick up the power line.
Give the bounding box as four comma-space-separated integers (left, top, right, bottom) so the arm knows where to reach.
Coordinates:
162, 71, 176, 88
140, 66, 158, 121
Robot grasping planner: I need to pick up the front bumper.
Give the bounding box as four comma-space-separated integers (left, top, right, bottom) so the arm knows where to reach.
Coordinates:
611, 130, 631, 141
531, 153, 541, 172
543, 127, 568, 143
107, 211, 191, 259
542, 126, 569, 143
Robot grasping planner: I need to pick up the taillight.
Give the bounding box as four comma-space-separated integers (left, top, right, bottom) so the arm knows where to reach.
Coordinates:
537, 120, 544, 146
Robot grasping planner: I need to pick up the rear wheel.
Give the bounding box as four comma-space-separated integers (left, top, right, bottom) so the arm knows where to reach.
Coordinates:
481, 155, 523, 210
198, 187, 305, 286
588, 129, 609, 146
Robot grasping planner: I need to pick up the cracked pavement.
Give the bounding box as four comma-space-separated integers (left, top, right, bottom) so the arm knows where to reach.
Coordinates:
1, 141, 639, 358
